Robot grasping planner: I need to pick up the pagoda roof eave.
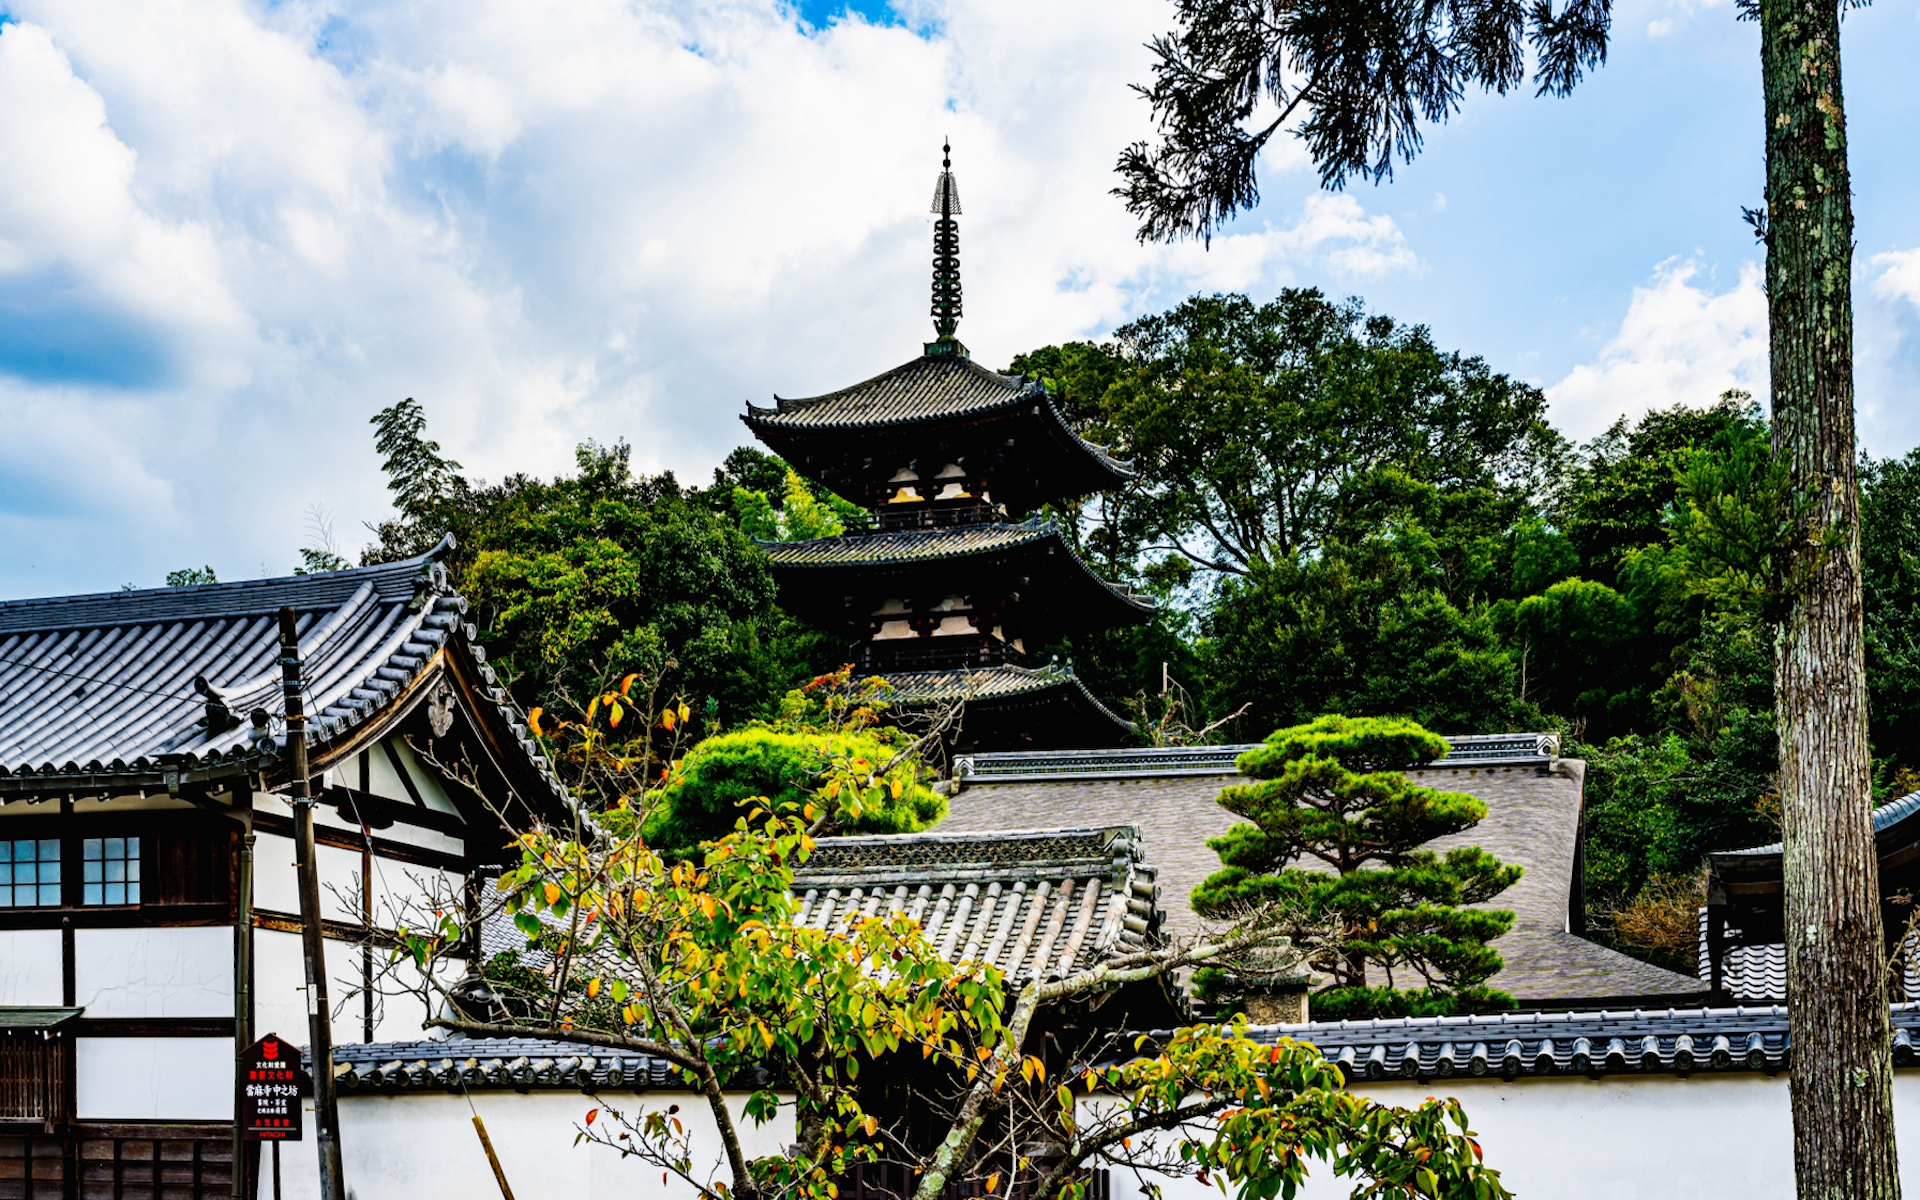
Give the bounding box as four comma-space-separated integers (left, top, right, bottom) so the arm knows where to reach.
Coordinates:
757, 520, 1157, 622
741, 353, 1136, 485
877, 664, 1138, 748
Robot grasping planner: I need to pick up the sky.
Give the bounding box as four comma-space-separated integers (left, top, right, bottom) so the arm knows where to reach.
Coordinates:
1, 0, 1918, 599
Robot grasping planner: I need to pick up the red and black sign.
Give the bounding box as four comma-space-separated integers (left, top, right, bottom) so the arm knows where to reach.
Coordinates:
238, 1033, 305, 1141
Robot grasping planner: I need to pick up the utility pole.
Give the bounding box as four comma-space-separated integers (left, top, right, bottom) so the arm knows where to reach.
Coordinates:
231, 780, 255, 1200
278, 607, 346, 1200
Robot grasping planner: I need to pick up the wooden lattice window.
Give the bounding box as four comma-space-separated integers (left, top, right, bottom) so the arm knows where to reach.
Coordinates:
0, 1034, 63, 1123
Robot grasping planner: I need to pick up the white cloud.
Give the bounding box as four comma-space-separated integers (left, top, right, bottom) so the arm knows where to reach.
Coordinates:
1871, 248, 1920, 311
0, 0, 1424, 596
1546, 258, 1768, 442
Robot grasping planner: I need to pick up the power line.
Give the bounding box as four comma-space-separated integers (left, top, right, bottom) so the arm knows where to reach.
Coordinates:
0, 655, 198, 703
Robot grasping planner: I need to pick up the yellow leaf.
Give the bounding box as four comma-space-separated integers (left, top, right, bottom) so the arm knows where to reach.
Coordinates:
864, 1115, 878, 1137
620, 673, 639, 698
588, 977, 602, 998
609, 701, 624, 728
661, 708, 677, 730
677, 702, 691, 723
527, 708, 544, 737
985, 1172, 1000, 1195
544, 883, 562, 905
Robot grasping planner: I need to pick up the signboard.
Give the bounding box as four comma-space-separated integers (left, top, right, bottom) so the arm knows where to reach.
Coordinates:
238, 1033, 305, 1141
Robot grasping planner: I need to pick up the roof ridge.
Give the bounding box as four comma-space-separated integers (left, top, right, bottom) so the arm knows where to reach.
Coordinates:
0, 535, 457, 630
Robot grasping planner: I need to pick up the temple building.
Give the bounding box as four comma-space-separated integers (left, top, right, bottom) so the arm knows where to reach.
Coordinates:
742, 146, 1153, 749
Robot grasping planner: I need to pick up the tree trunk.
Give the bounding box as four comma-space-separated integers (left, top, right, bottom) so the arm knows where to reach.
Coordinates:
1761, 0, 1901, 1194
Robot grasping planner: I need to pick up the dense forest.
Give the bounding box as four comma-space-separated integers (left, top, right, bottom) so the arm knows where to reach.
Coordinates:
328, 288, 1920, 965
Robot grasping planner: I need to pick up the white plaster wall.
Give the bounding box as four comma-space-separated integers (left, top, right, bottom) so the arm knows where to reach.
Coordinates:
1096, 1073, 1920, 1199
0, 929, 63, 1005
275, 1089, 794, 1200
254, 831, 303, 915
382, 736, 462, 817
75, 1037, 232, 1119
255, 926, 446, 1047
73, 926, 232, 1018
316, 841, 364, 924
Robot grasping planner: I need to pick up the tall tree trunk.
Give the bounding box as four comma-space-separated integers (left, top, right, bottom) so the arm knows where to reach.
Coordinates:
1761, 0, 1900, 1194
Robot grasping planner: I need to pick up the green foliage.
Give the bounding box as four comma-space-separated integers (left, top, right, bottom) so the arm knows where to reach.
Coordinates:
364, 397, 470, 562
359, 404, 834, 732
1015, 291, 1564, 579
1071, 1024, 1510, 1200
1203, 531, 1540, 736
1193, 715, 1521, 1018
295, 548, 351, 575
165, 566, 218, 587
1116, 0, 1611, 239
731, 468, 866, 542
1015, 291, 1566, 736
1862, 449, 1920, 777
645, 727, 945, 858
1503, 578, 1637, 735
461, 442, 786, 720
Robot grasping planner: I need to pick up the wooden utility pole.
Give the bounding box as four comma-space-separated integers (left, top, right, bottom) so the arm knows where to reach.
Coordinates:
231, 783, 255, 1200
1759, 0, 1901, 1193
278, 607, 347, 1200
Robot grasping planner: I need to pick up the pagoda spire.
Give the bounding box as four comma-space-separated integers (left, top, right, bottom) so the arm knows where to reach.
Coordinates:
926, 139, 967, 359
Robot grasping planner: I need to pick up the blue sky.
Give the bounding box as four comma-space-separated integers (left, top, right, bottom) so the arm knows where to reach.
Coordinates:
1, 0, 1918, 599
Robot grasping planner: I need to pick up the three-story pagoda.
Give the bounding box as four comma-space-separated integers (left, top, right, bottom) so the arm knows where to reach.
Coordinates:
743, 145, 1153, 750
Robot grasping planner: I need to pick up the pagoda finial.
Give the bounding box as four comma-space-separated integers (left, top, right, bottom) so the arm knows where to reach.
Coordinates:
926, 138, 967, 359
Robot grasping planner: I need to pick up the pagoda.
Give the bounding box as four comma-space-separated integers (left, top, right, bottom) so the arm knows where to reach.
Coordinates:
742, 144, 1153, 750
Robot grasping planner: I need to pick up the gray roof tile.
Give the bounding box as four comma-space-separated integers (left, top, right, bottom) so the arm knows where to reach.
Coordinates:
792, 826, 1163, 982
1183, 1002, 1920, 1081
0, 539, 562, 800
939, 751, 1703, 1005
330, 1037, 679, 1092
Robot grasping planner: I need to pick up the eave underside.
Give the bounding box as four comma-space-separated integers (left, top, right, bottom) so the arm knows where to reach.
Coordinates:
764, 528, 1153, 645
745, 402, 1132, 517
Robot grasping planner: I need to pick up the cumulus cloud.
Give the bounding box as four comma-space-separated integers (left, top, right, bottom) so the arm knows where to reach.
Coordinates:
1546, 258, 1768, 443
0, 0, 1420, 595
1872, 248, 1920, 311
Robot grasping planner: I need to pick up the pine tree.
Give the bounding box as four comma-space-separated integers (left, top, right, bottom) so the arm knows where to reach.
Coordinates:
1193, 715, 1521, 1018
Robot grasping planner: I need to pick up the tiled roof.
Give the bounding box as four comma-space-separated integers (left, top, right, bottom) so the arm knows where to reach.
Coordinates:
481, 826, 1167, 989
952, 734, 1563, 783
939, 751, 1704, 1005
758, 520, 1157, 630
740, 354, 1134, 491
1200, 1003, 1920, 1081
331, 1037, 680, 1092
747, 355, 1019, 427
1714, 788, 1920, 860
881, 663, 1126, 714
0, 539, 560, 798
792, 826, 1163, 982
761, 519, 1054, 567
1696, 911, 1920, 1001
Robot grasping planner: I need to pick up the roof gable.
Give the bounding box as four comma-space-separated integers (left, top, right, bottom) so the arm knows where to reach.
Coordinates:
0, 539, 563, 810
